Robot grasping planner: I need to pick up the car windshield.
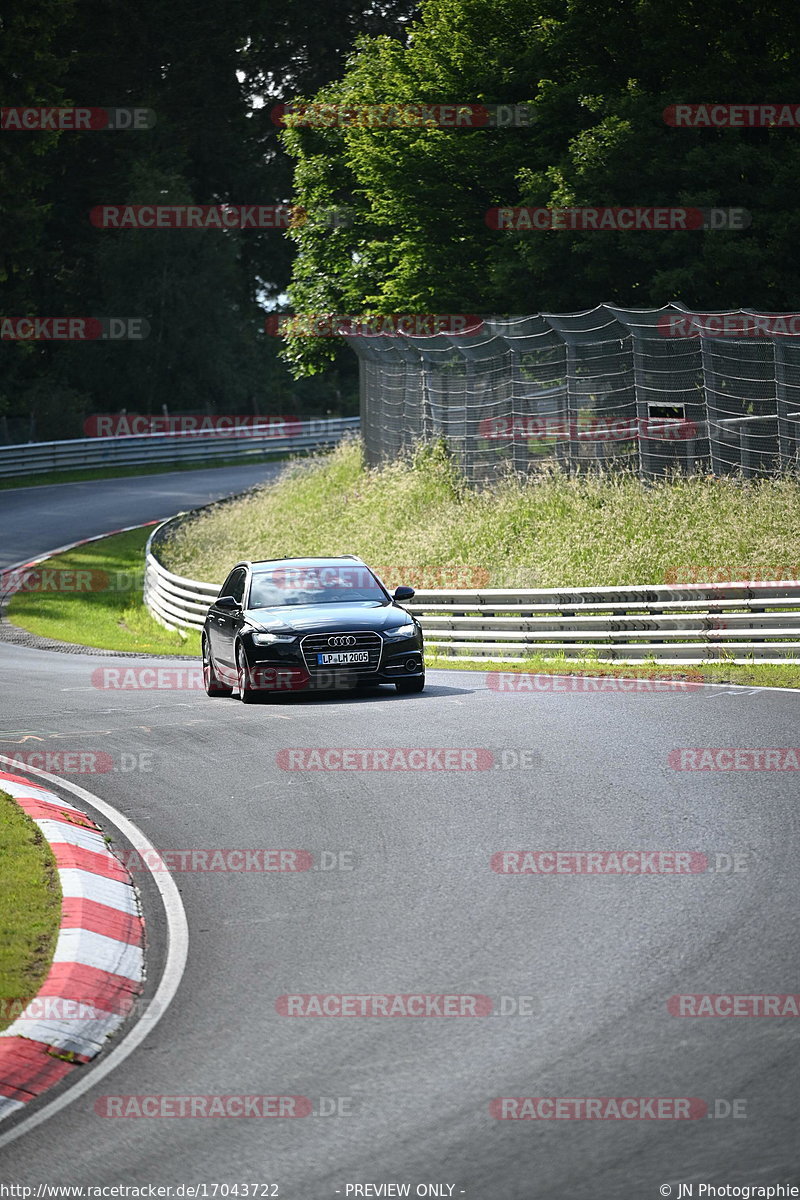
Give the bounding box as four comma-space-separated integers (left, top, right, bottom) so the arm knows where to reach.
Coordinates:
248, 564, 387, 608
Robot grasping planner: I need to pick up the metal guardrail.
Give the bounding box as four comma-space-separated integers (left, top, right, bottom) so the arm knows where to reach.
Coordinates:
407, 585, 800, 663
0, 417, 360, 479
143, 519, 800, 663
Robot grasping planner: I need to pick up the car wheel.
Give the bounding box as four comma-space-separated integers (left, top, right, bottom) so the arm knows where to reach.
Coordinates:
237, 645, 259, 703
203, 636, 233, 697
395, 674, 425, 694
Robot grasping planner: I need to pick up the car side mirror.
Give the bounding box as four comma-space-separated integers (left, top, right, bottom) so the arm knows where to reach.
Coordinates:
393, 585, 415, 602
216, 594, 240, 610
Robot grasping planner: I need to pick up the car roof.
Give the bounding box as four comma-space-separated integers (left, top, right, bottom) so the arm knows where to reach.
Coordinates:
234, 556, 367, 572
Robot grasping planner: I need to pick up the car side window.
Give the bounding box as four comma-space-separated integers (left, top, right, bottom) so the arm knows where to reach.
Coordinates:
219, 568, 246, 604
228, 569, 247, 604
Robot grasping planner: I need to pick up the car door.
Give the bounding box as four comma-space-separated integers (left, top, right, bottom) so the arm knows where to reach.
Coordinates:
208, 567, 247, 671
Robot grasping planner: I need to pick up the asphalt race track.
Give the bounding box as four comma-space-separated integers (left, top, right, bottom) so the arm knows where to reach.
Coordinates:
0, 464, 286, 569
1, 467, 799, 1197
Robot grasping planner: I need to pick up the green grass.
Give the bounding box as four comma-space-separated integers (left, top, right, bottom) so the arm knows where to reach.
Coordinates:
0, 790, 62, 1032
7, 526, 201, 655
160, 438, 800, 590
425, 653, 800, 690
0, 450, 297, 491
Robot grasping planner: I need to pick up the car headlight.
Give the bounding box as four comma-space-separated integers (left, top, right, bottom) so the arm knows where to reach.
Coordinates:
251, 632, 296, 645
384, 623, 416, 640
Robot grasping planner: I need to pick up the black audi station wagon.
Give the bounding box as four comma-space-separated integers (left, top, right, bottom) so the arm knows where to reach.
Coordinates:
202, 556, 425, 701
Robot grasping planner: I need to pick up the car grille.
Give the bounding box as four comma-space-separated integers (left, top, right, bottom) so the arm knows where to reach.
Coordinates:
300, 630, 383, 674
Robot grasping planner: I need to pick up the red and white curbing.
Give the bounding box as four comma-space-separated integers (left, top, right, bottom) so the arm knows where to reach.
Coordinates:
0, 770, 145, 1123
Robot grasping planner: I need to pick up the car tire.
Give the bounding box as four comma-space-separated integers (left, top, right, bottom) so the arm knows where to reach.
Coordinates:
203, 636, 233, 697
395, 674, 425, 694
237, 645, 259, 703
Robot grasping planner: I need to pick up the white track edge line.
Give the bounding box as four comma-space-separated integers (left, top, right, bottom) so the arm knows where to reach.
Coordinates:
0, 756, 189, 1149
434, 665, 800, 695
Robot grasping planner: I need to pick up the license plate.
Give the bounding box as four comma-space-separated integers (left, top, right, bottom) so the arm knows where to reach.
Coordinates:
317, 650, 370, 665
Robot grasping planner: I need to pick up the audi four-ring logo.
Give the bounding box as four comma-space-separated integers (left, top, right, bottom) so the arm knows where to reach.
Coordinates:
328, 635, 356, 647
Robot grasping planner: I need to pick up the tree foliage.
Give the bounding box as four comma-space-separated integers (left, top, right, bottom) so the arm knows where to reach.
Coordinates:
1, 0, 416, 439
281, 0, 800, 373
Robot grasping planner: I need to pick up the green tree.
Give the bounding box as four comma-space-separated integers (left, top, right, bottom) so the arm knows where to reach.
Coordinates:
281, 0, 800, 374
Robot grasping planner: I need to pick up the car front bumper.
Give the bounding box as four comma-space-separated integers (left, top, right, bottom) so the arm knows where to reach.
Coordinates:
241, 634, 424, 692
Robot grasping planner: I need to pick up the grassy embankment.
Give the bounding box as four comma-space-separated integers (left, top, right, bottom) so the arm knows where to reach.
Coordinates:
8, 438, 800, 686
7, 526, 200, 656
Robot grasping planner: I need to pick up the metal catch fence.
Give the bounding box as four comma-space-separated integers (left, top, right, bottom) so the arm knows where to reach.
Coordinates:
341, 305, 800, 481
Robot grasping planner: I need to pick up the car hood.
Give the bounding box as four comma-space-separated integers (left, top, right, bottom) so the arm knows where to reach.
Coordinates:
245, 601, 410, 634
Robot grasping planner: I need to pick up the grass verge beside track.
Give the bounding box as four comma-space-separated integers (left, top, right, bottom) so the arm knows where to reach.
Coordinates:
425, 655, 800, 690
0, 789, 62, 1032
6, 527, 201, 655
